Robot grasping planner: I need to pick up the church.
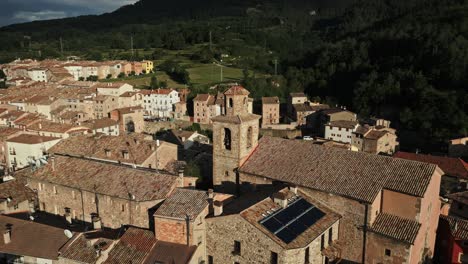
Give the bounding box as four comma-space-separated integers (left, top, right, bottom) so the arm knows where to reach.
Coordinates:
209, 85, 442, 263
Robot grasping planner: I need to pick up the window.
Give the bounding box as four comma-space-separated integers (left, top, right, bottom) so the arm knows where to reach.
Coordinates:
328, 227, 333, 244
225, 171, 229, 177
320, 234, 325, 250
224, 128, 232, 150
121, 204, 125, 212
304, 247, 309, 263
229, 98, 233, 108
270, 251, 278, 264
208, 256, 213, 264
385, 249, 391, 256
247, 127, 253, 148
233, 240, 241, 255
53, 186, 58, 194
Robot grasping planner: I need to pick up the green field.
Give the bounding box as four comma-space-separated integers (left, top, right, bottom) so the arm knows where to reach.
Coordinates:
100, 45, 258, 90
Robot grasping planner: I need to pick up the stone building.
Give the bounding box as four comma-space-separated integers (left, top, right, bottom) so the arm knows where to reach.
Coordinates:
110, 106, 145, 133
15, 155, 196, 229
206, 187, 341, 264
80, 118, 120, 136
193, 94, 220, 124
211, 85, 261, 193
261, 96, 280, 127
212, 97, 443, 264
48, 133, 177, 171
0, 179, 35, 214
154, 188, 210, 264
352, 126, 399, 155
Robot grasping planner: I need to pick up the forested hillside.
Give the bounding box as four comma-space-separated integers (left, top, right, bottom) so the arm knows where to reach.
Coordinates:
0, 0, 467, 151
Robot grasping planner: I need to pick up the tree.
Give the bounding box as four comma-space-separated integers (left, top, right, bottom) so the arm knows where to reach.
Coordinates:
159, 81, 168, 88
78, 77, 85, 81
118, 73, 126, 78
86, 75, 98, 81
150, 76, 158, 89
106, 74, 112, 79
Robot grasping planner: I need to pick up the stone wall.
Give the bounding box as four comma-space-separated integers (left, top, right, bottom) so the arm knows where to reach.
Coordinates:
28, 178, 162, 229
366, 232, 411, 263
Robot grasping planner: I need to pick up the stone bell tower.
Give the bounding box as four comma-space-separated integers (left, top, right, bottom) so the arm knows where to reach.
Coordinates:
212, 85, 260, 194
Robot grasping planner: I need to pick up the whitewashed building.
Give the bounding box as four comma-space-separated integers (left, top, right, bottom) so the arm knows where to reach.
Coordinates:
27, 68, 48, 82
142, 89, 180, 118
6, 134, 61, 170
324, 120, 359, 144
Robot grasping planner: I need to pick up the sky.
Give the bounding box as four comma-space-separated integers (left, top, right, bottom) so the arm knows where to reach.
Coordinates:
0, 0, 139, 27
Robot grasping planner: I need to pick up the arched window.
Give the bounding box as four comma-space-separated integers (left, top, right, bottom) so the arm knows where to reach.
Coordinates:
243, 97, 247, 105
224, 128, 231, 150
229, 98, 234, 108
247, 126, 253, 148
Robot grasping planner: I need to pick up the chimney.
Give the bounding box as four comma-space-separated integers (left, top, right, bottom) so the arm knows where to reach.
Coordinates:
50, 155, 55, 171
65, 212, 72, 224
213, 200, 223, 216
38, 123, 42, 129
273, 192, 288, 208
156, 140, 160, 147
104, 149, 111, 157
3, 226, 11, 244
92, 216, 102, 230
178, 169, 184, 187
290, 185, 298, 194
208, 189, 214, 199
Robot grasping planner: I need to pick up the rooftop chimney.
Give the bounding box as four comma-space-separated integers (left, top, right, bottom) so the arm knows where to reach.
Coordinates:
38, 123, 42, 130
3, 226, 11, 244
208, 189, 214, 199
213, 200, 223, 216
178, 169, 184, 187
65, 212, 72, 224
104, 149, 111, 158
50, 155, 55, 171
92, 216, 102, 230
273, 192, 288, 208
290, 185, 298, 195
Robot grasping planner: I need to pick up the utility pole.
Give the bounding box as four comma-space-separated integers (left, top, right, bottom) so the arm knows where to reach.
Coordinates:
209, 31, 213, 51
59, 37, 64, 56
274, 58, 278, 76
130, 35, 134, 61
220, 65, 223, 82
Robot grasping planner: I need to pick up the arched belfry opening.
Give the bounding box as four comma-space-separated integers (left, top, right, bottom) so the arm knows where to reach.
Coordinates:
224, 128, 232, 150
229, 98, 234, 108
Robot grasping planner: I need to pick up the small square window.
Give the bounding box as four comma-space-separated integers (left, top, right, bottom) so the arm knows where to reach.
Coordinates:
385, 249, 391, 256
233, 240, 241, 255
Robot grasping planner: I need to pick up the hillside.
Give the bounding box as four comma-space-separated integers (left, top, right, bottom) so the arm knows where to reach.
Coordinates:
0, 0, 467, 151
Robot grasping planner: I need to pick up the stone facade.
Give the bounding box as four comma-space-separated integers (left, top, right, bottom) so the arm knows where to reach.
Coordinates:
206, 214, 340, 264
28, 178, 164, 229
212, 87, 260, 194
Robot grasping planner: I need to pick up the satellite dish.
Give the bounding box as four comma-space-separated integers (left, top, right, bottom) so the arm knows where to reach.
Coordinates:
29, 216, 34, 221
64, 229, 73, 239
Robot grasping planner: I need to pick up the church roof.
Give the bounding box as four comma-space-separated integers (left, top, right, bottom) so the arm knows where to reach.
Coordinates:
224, 85, 250, 96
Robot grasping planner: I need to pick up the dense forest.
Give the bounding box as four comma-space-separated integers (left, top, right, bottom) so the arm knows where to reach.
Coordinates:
0, 0, 467, 151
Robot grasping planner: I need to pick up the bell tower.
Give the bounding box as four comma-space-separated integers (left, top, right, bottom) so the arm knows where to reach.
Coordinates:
212, 85, 260, 194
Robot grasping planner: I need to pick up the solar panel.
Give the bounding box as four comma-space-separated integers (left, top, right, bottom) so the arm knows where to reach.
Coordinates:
259, 198, 325, 244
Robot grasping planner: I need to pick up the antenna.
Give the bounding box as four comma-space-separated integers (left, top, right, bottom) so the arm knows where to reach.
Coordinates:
64, 229, 73, 239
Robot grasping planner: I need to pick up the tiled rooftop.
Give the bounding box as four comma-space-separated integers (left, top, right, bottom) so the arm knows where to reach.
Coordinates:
262, 96, 280, 104
60, 230, 118, 263
394, 151, 468, 180
81, 118, 118, 130
369, 213, 421, 244
239, 137, 437, 203
327, 120, 359, 129
0, 215, 71, 260
49, 134, 163, 165
16, 155, 178, 201
0, 180, 35, 207
224, 85, 250, 95
239, 188, 341, 249
103, 227, 156, 264
155, 188, 209, 220
440, 215, 468, 240
7, 134, 60, 144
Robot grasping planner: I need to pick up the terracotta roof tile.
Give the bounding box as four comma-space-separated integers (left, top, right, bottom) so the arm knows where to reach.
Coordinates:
60, 230, 117, 263
0, 180, 35, 207
49, 134, 164, 165
7, 134, 60, 144
155, 188, 209, 220
193, 94, 211, 102
145, 241, 196, 264
81, 118, 118, 130
103, 227, 156, 264
16, 156, 178, 201
239, 137, 436, 203
224, 85, 250, 95
262, 97, 280, 104
369, 213, 421, 244
440, 215, 468, 240
394, 151, 468, 180
0, 215, 71, 260
327, 120, 359, 129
